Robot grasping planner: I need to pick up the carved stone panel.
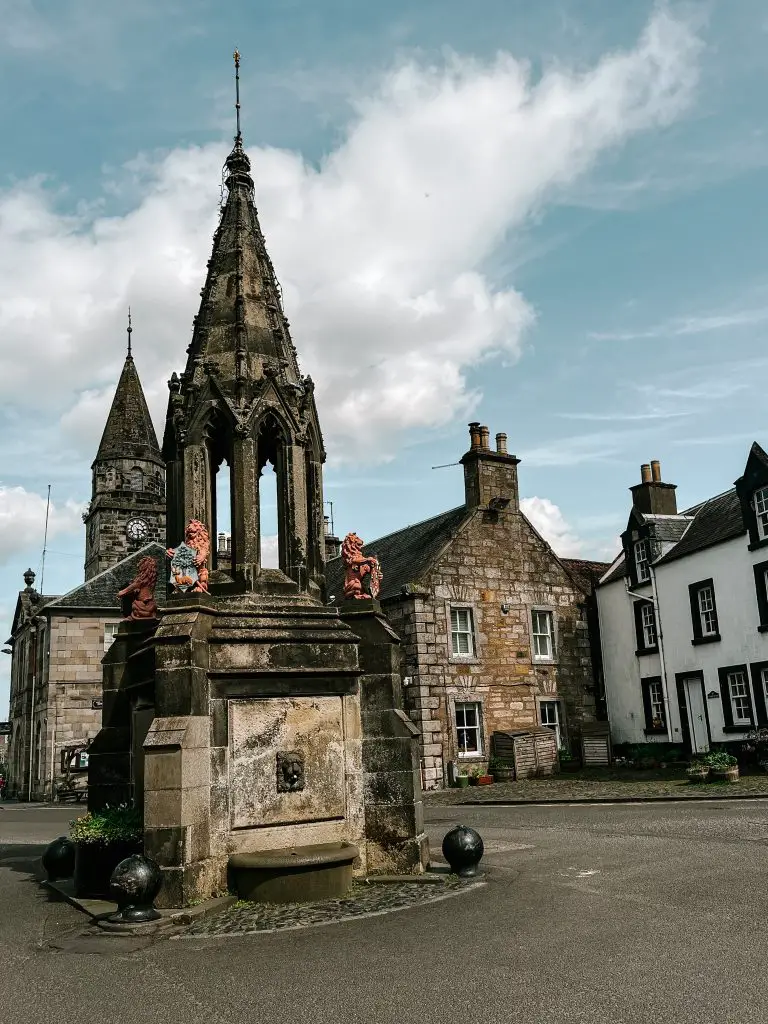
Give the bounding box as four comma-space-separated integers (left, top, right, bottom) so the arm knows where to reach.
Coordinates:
228, 697, 346, 829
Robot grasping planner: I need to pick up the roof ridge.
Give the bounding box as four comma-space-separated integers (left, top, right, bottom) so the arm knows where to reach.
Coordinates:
682, 485, 737, 517
47, 542, 166, 606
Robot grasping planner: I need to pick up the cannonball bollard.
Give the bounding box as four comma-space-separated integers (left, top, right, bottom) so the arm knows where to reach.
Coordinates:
42, 836, 76, 882
108, 854, 162, 923
441, 825, 484, 878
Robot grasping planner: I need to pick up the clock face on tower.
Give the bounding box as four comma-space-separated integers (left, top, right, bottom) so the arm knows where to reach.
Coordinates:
126, 518, 149, 543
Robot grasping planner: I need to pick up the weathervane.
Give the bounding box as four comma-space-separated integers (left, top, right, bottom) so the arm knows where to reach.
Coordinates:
127, 306, 132, 358
233, 49, 241, 140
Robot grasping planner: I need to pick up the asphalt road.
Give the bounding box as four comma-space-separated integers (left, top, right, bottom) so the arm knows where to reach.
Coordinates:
2, 798, 767, 1024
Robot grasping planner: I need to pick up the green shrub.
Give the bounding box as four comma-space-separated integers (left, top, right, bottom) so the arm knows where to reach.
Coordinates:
70, 804, 142, 844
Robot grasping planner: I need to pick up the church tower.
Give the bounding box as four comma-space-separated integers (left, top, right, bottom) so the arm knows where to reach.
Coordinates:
84, 315, 166, 579
162, 53, 325, 598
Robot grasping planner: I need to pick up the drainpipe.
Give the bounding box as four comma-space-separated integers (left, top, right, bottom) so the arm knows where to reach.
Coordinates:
27, 624, 37, 802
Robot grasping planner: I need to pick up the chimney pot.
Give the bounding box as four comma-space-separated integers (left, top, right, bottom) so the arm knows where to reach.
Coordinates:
479, 425, 490, 451
650, 460, 661, 483
468, 422, 482, 451
640, 464, 652, 484
495, 432, 508, 456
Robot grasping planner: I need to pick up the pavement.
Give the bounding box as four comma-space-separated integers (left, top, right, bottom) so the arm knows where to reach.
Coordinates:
3, 799, 768, 1023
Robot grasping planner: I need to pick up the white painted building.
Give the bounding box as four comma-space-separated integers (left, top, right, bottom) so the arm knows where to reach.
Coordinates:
597, 445, 768, 755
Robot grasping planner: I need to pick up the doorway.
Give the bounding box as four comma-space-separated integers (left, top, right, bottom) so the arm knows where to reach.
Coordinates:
676, 673, 710, 754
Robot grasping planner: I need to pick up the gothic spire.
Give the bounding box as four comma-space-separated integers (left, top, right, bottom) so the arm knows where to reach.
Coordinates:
182, 50, 301, 391
94, 320, 162, 466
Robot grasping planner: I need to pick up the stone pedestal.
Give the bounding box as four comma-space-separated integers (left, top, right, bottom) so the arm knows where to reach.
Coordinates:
143, 580, 366, 909
340, 600, 429, 874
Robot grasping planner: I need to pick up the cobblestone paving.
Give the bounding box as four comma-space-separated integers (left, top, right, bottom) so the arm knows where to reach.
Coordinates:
180, 877, 481, 937
425, 768, 768, 805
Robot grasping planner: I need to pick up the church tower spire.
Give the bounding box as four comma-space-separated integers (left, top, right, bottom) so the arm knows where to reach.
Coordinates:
84, 313, 166, 579
163, 53, 325, 597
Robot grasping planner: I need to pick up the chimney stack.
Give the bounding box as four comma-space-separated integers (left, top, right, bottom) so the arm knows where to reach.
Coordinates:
462, 422, 520, 511
631, 459, 677, 515
323, 515, 341, 561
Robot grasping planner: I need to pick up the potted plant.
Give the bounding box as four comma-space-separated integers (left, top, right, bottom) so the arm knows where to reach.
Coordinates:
468, 767, 482, 786
455, 773, 470, 789
706, 751, 739, 782
476, 768, 494, 786
686, 760, 710, 783
488, 757, 515, 783
70, 804, 143, 899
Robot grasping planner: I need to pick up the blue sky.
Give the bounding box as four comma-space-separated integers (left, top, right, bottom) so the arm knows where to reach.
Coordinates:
1, 0, 767, 714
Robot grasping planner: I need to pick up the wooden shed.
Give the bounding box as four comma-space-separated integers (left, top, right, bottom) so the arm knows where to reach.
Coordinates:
580, 721, 612, 766
491, 727, 558, 779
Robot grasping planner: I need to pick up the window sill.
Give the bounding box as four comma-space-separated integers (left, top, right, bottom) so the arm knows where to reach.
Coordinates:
635, 647, 659, 657
723, 726, 753, 733
532, 658, 557, 667
692, 634, 721, 646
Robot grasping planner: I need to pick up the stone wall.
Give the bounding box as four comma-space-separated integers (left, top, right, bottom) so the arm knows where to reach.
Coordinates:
384, 510, 596, 789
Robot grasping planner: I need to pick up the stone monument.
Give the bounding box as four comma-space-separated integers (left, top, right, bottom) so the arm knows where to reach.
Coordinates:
87, 53, 428, 907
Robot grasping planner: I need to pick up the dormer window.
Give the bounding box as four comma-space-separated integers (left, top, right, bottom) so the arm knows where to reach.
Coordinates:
634, 539, 650, 582
754, 486, 768, 541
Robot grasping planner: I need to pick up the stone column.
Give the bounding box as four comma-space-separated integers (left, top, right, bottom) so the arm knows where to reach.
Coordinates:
339, 600, 429, 874
231, 435, 259, 586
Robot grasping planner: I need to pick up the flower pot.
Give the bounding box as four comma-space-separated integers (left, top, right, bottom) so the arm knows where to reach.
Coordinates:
468, 776, 480, 786
711, 766, 739, 783
686, 767, 709, 783
456, 775, 470, 789
491, 768, 515, 783
477, 775, 493, 786
74, 839, 143, 900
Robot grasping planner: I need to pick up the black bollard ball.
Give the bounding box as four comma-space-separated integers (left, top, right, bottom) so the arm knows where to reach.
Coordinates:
109, 854, 162, 923
42, 836, 76, 882
441, 825, 484, 877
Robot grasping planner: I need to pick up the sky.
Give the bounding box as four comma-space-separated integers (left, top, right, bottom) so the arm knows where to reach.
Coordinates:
1, 0, 767, 715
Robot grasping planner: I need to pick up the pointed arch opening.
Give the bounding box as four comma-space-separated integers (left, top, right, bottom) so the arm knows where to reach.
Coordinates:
257, 413, 289, 574
205, 414, 235, 576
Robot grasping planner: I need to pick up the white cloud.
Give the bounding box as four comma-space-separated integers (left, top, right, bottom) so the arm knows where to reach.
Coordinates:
0, 486, 82, 567
520, 496, 583, 557
0, 8, 701, 466
260, 534, 279, 570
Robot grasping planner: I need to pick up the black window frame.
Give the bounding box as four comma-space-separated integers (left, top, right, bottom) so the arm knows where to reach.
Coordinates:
753, 559, 768, 633
749, 661, 768, 728
688, 578, 721, 645
633, 599, 659, 656
718, 663, 754, 732
641, 675, 667, 735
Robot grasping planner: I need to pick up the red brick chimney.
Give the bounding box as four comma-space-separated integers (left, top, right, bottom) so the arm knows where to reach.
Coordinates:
461, 423, 520, 511
630, 460, 677, 515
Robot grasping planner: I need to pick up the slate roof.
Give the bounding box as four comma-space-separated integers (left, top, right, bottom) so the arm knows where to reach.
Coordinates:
655, 488, 745, 565
599, 555, 628, 586
560, 558, 612, 595
95, 354, 161, 464
642, 514, 693, 544
325, 506, 469, 603
46, 543, 167, 610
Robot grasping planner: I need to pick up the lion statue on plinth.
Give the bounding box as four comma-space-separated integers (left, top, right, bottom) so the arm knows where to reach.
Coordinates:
167, 519, 210, 594
117, 556, 159, 620
341, 532, 383, 600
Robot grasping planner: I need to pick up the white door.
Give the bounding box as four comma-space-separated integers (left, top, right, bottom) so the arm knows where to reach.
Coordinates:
683, 677, 709, 754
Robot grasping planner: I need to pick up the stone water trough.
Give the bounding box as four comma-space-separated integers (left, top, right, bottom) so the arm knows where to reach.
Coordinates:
228, 842, 359, 903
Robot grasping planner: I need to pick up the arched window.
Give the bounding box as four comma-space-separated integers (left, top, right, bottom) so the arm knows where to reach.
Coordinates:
130, 467, 144, 491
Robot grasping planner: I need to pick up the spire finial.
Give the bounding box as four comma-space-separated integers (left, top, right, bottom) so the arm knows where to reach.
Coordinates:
234, 49, 241, 140
127, 307, 133, 358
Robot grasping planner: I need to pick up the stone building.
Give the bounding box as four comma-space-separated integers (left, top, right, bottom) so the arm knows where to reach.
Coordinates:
5, 338, 166, 801
327, 423, 608, 789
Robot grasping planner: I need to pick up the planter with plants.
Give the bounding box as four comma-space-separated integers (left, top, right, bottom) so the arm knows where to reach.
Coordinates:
705, 751, 739, 782
558, 749, 581, 773
488, 757, 515, 783
686, 761, 710, 783
70, 805, 143, 899
455, 774, 470, 789
468, 767, 482, 786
